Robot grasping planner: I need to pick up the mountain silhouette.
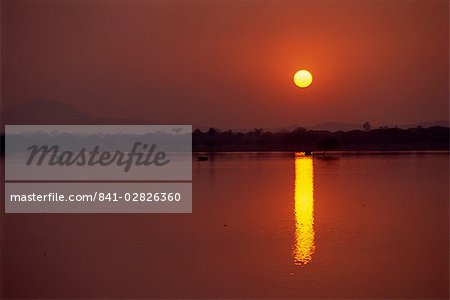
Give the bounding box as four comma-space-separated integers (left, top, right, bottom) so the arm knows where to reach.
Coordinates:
4, 99, 156, 125
213, 120, 449, 133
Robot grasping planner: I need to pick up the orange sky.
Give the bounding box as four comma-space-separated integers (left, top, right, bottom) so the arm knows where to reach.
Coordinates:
2, 0, 449, 128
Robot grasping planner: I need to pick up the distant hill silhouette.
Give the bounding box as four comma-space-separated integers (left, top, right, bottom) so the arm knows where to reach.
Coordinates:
4, 99, 156, 125
1, 99, 449, 152
307, 122, 363, 131
307, 121, 449, 131
4, 99, 94, 124
395, 120, 449, 129
4, 99, 448, 134
218, 121, 449, 133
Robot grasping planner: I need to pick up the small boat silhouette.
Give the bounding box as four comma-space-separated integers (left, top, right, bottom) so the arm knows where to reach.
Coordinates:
197, 155, 209, 161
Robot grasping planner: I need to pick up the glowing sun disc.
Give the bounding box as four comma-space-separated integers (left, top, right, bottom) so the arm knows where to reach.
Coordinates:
294, 70, 313, 88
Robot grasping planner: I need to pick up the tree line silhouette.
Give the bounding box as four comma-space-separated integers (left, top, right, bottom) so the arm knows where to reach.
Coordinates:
193, 126, 449, 152
1, 126, 448, 155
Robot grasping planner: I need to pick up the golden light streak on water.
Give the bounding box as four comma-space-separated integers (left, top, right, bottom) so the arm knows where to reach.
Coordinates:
293, 153, 315, 266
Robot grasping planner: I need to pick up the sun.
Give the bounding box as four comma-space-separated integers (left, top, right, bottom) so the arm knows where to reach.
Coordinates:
294, 70, 313, 88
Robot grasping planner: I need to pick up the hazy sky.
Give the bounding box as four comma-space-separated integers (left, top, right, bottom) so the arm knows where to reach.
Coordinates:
2, 0, 449, 128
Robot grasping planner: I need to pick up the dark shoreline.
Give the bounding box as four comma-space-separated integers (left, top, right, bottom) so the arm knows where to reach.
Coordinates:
193, 150, 450, 154
193, 126, 449, 152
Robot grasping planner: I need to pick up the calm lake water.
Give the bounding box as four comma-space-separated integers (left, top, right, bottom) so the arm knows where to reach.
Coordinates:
2, 152, 449, 298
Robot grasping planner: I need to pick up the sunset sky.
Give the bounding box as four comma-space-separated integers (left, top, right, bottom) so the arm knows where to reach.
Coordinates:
2, 0, 448, 129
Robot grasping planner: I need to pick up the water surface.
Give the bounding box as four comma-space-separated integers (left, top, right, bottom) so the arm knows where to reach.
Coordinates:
2, 152, 449, 298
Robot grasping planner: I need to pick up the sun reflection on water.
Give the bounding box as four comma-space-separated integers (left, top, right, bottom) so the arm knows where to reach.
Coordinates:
293, 153, 315, 266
